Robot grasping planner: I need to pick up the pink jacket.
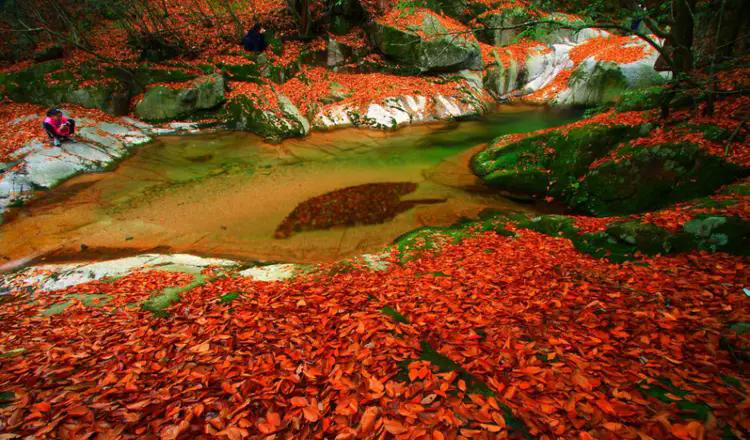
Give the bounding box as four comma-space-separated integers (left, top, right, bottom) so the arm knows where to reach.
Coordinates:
43, 115, 71, 136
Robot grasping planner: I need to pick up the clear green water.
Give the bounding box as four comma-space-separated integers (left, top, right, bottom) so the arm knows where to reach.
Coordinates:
0, 106, 579, 266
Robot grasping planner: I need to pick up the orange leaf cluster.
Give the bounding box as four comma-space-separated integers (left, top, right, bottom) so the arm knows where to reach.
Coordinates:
569, 35, 653, 65
480, 40, 549, 68
378, 7, 474, 40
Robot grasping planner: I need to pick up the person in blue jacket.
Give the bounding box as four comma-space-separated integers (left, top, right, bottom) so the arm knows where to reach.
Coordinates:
242, 23, 268, 53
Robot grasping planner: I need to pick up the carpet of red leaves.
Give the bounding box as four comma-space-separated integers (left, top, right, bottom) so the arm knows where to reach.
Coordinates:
0, 228, 748, 438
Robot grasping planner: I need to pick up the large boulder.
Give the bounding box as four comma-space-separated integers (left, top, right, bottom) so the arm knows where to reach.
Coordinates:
554, 56, 665, 106
134, 74, 225, 122
371, 9, 482, 72
472, 123, 748, 215
0, 61, 131, 115
471, 124, 644, 196
225, 93, 310, 142
572, 142, 747, 215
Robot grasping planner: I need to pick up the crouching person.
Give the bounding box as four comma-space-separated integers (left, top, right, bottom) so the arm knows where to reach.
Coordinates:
43, 108, 75, 146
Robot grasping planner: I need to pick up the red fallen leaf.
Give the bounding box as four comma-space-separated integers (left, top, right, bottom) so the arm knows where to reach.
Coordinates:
480, 423, 502, 432
126, 400, 151, 410
257, 420, 277, 435
66, 405, 90, 417
539, 403, 556, 414
383, 418, 408, 435
32, 402, 51, 413
257, 410, 281, 434
572, 371, 594, 391
303, 400, 321, 422
359, 407, 380, 434
595, 399, 616, 415
368, 376, 384, 394
189, 342, 210, 353
290, 396, 308, 407
518, 366, 543, 375
267, 411, 281, 426
603, 422, 624, 432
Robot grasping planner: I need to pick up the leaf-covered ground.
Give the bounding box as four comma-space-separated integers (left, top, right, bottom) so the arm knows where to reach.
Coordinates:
1, 227, 748, 438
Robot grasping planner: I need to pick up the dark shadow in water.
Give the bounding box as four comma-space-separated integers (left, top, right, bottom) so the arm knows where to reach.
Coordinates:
186, 154, 214, 163
275, 182, 446, 238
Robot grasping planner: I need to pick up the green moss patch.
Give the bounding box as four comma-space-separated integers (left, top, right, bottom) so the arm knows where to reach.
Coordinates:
381, 305, 410, 324
0, 391, 14, 408
142, 275, 206, 317
42, 294, 113, 316
638, 377, 712, 422
218, 292, 241, 304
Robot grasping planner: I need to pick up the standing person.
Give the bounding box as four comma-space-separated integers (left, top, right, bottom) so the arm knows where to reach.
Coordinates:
241, 23, 268, 53
42, 108, 75, 146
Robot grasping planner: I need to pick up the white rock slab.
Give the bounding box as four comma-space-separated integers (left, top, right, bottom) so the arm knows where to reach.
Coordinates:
17, 254, 239, 292
239, 263, 300, 282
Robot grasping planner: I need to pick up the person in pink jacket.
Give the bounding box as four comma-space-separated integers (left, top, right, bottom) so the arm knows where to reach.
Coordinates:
42, 108, 76, 146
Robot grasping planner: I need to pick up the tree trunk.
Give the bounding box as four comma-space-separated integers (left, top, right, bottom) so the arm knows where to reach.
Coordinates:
714, 0, 750, 60
670, 0, 696, 75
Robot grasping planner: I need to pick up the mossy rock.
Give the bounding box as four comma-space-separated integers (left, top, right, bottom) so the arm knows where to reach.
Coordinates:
218, 63, 261, 82
679, 215, 750, 255
471, 124, 643, 197
604, 221, 673, 255
556, 60, 629, 106
475, 7, 530, 46
616, 86, 665, 112
0, 60, 65, 103
516, 12, 589, 44
516, 214, 577, 237
130, 66, 197, 91
134, 74, 225, 122
435, 0, 491, 23
319, 81, 353, 104
224, 93, 310, 142
256, 56, 300, 84
372, 11, 482, 72
0, 61, 131, 114
574, 142, 748, 215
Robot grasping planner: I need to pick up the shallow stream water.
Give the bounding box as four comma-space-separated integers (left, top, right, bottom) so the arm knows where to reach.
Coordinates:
0, 105, 579, 267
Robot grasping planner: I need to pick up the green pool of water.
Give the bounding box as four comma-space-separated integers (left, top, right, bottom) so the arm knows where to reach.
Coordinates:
0, 105, 579, 266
